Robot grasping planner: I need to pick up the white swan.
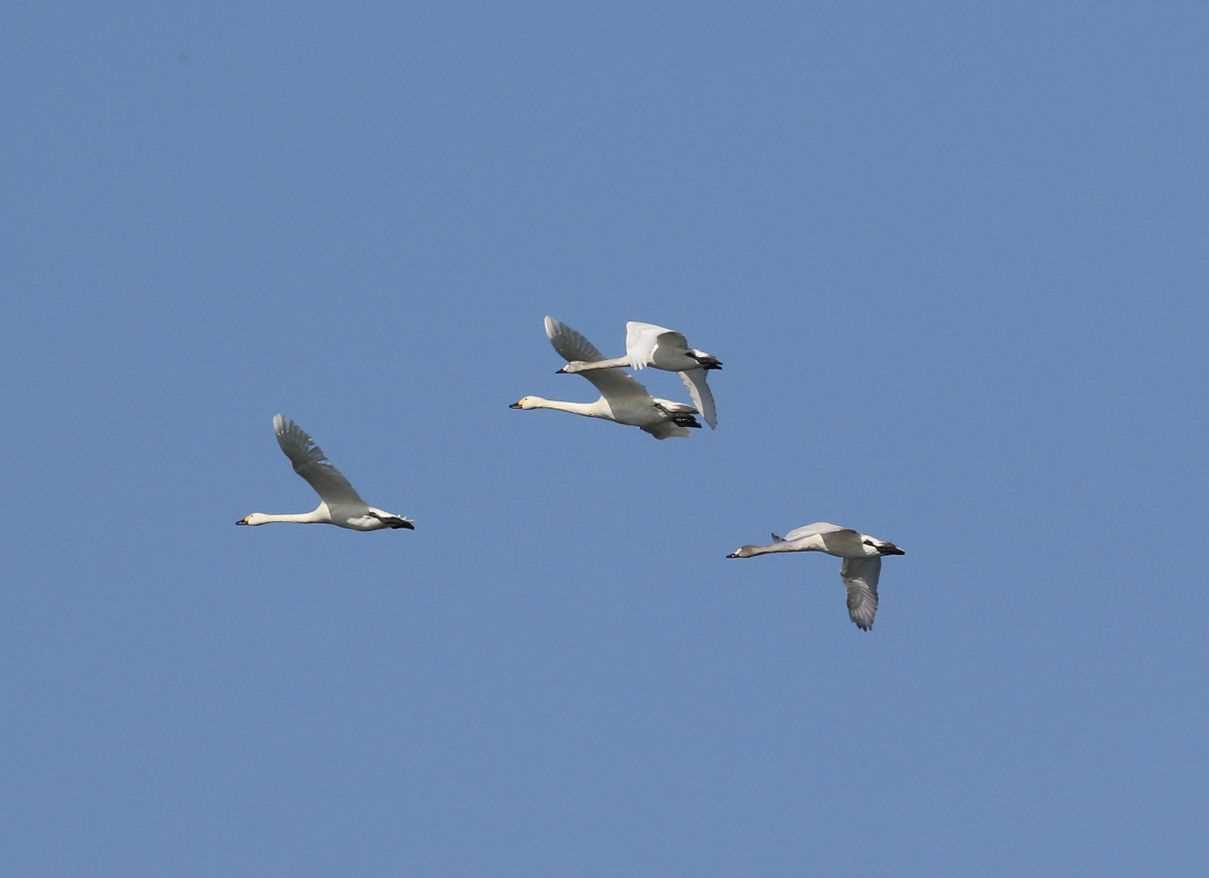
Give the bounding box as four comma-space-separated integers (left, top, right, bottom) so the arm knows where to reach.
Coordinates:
557, 321, 721, 428
510, 316, 702, 440
726, 522, 905, 631
236, 415, 415, 531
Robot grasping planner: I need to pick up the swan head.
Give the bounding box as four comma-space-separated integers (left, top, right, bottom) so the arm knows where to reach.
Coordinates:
556, 361, 585, 374
726, 545, 758, 559
510, 395, 544, 410
236, 513, 269, 526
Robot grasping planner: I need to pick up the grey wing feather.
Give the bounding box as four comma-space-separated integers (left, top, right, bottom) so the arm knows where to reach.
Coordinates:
545, 315, 607, 363
273, 414, 368, 507
841, 556, 881, 631
782, 522, 852, 542
678, 368, 717, 429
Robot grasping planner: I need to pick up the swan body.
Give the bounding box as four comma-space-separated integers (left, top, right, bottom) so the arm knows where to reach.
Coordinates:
236, 415, 415, 532
510, 316, 702, 440
726, 522, 905, 631
558, 321, 721, 428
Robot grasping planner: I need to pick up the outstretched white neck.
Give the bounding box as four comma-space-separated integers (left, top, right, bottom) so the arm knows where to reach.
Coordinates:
529, 397, 610, 418
253, 505, 329, 525
746, 541, 815, 557
566, 356, 631, 373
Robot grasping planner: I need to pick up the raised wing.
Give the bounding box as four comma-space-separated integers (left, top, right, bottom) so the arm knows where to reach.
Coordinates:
546, 315, 607, 363
545, 316, 653, 406
782, 522, 853, 542
625, 321, 684, 370
841, 556, 881, 631
272, 414, 368, 508
678, 368, 717, 429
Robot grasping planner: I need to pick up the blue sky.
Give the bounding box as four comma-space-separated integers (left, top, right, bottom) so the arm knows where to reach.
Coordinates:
5, 2, 1207, 875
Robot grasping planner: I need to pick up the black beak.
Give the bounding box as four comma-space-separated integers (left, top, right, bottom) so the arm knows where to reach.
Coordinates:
725, 552, 738, 559
235, 519, 248, 526
509, 402, 521, 409
555, 367, 568, 374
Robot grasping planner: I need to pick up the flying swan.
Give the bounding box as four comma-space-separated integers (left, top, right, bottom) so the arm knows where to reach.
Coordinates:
510, 316, 702, 439
557, 321, 721, 428
726, 522, 905, 630
236, 414, 415, 531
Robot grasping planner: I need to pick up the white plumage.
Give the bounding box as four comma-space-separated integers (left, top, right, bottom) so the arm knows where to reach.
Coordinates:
557, 320, 721, 428
236, 415, 415, 532
726, 522, 905, 631
510, 316, 703, 440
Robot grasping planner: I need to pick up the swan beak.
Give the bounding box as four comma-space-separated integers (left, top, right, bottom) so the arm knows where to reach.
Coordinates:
235, 518, 248, 526
555, 366, 568, 374
725, 552, 739, 559
508, 401, 522, 409
400, 520, 416, 530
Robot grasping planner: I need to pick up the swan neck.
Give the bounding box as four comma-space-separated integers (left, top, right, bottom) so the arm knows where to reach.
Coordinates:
258, 508, 326, 524
533, 397, 605, 417
750, 541, 807, 557
570, 356, 630, 372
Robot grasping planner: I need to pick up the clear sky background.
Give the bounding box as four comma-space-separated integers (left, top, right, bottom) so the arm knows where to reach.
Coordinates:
5, 2, 1208, 875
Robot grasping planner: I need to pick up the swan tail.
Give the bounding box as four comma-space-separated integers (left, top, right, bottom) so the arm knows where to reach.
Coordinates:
369, 510, 415, 530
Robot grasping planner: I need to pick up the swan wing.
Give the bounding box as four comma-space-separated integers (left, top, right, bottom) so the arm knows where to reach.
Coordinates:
840, 556, 881, 631
625, 321, 684, 369
678, 368, 717, 429
273, 415, 368, 508
545, 316, 653, 406
782, 522, 852, 542
546, 315, 607, 363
